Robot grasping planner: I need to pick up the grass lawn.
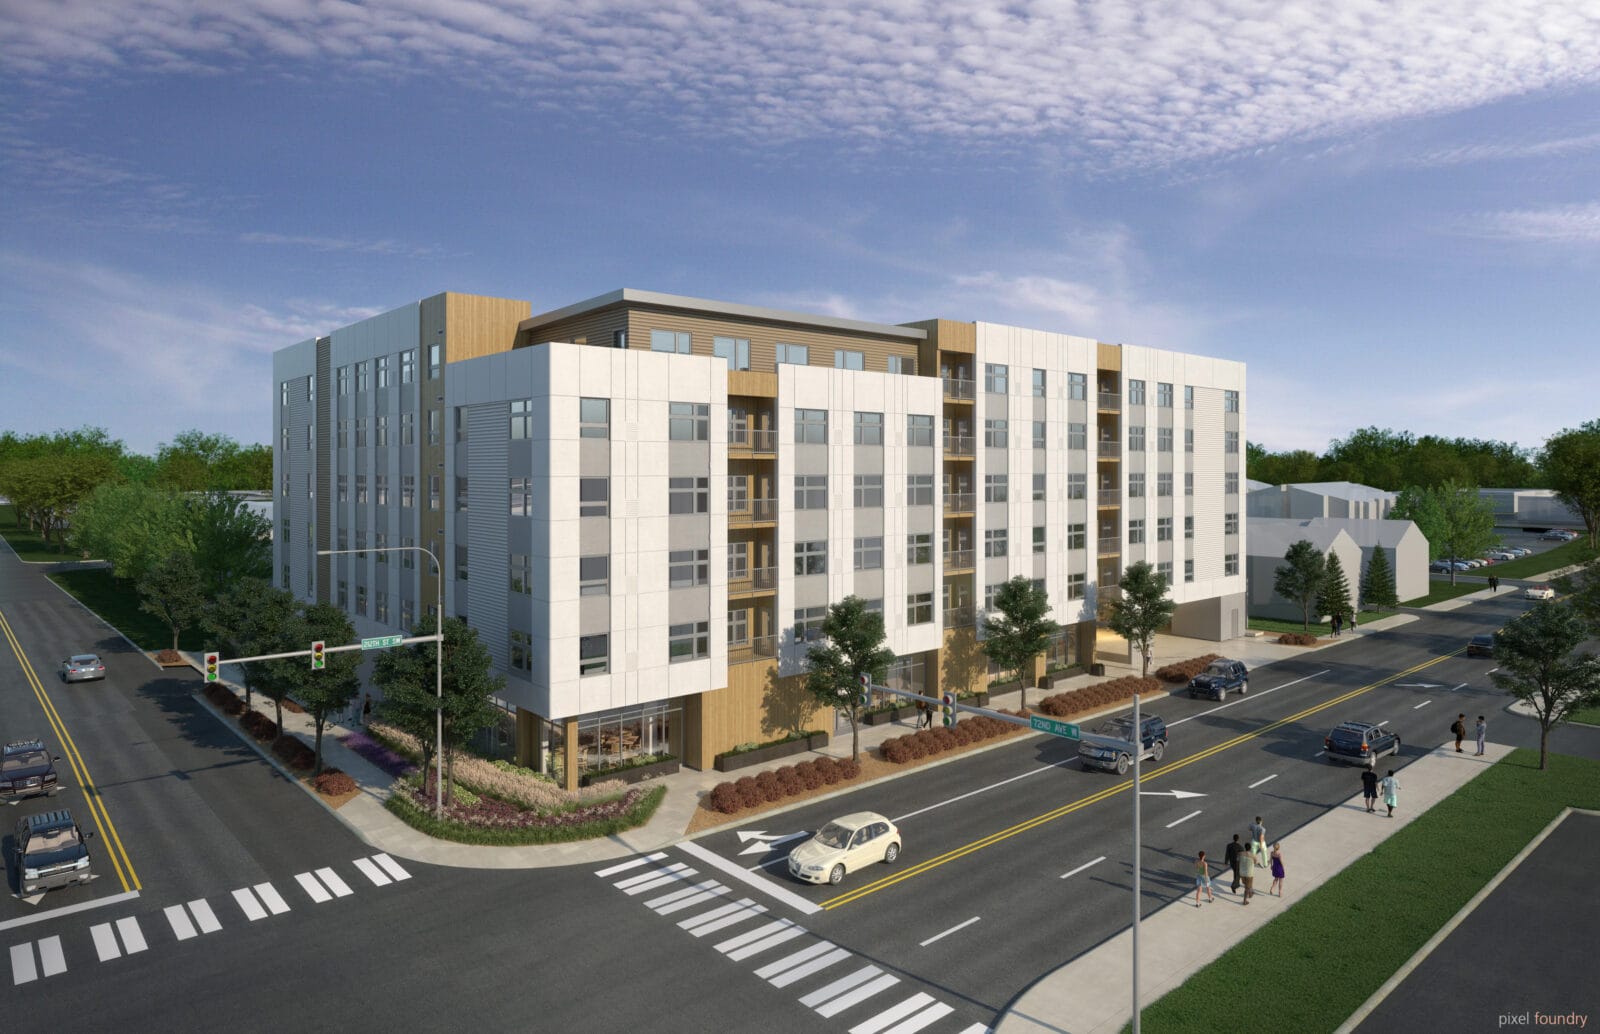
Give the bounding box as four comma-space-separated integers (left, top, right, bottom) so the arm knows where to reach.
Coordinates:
46, 568, 206, 653
1568, 704, 1600, 727
1400, 580, 1483, 607
0, 503, 82, 562
1247, 611, 1391, 636
1480, 538, 1597, 579
1130, 749, 1600, 1034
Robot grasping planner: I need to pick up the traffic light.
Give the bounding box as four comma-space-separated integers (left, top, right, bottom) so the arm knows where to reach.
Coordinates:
942, 693, 955, 727
857, 672, 871, 708
311, 641, 326, 670
203, 652, 220, 683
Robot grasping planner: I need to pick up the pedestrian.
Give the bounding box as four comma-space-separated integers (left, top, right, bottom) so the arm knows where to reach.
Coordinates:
1224, 834, 1244, 893
1269, 842, 1286, 896
1380, 769, 1400, 817
1452, 713, 1466, 752
1247, 815, 1266, 852
1361, 767, 1379, 812
1346, 611, 1357, 634
1331, 613, 1341, 638
1193, 850, 1216, 906
1238, 843, 1256, 904
1475, 715, 1487, 756
361, 693, 373, 728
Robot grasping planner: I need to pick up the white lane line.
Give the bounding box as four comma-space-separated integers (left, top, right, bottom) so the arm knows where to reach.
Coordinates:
800, 966, 884, 1008
234, 888, 268, 922
678, 898, 760, 931
851, 992, 934, 1034
755, 940, 839, 979
725, 923, 808, 961
1413, 700, 1433, 710
1060, 856, 1106, 881
770, 947, 852, 988
687, 903, 770, 938
90, 923, 120, 961
115, 917, 147, 953
254, 882, 290, 915
164, 905, 197, 941
919, 916, 981, 947
615, 862, 690, 890
715, 918, 796, 954
655, 884, 730, 916
595, 852, 666, 878
1486, 668, 1499, 675
188, 899, 221, 934
1165, 809, 1203, 829
1168, 670, 1332, 729
880, 1001, 956, 1034
817, 973, 902, 1018
314, 867, 353, 897
353, 857, 391, 886
1248, 774, 1278, 789
37, 936, 65, 977
1449, 683, 1467, 692
10, 943, 36, 985
0, 889, 142, 934
372, 854, 411, 881
677, 840, 823, 916
296, 872, 332, 903
1313, 750, 1326, 758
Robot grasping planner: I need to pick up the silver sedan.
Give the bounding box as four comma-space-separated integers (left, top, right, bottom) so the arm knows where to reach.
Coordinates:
60, 654, 106, 682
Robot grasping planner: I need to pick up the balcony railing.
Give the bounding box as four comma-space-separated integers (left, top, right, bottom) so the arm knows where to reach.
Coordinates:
728, 428, 777, 452
728, 566, 777, 593
943, 606, 975, 629
943, 549, 976, 571
1098, 391, 1121, 409
943, 377, 975, 400
1097, 440, 1121, 458
1098, 536, 1121, 555
728, 499, 777, 524
1098, 489, 1121, 506
942, 434, 975, 456
728, 635, 778, 661
943, 492, 975, 513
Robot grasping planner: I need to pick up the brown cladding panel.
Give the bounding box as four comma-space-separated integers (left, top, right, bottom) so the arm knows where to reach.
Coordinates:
520, 308, 630, 351
620, 307, 921, 375
1097, 342, 1122, 372
443, 293, 530, 362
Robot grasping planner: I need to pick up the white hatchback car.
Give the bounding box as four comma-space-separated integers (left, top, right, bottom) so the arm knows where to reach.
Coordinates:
788, 811, 901, 885
1524, 585, 1556, 600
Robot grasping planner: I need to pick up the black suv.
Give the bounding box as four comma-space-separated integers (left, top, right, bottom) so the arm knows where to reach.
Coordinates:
1466, 635, 1495, 658
1187, 659, 1249, 701
14, 810, 95, 894
1324, 721, 1402, 769
1079, 714, 1168, 774
1, 740, 62, 801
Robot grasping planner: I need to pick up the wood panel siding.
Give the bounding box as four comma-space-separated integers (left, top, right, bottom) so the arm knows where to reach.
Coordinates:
727, 371, 778, 398
940, 627, 988, 696
1097, 341, 1122, 372
904, 319, 976, 380
518, 308, 630, 351
688, 661, 833, 767
442, 293, 530, 362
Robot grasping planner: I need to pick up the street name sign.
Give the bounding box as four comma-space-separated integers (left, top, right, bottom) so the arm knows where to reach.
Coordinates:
1030, 715, 1081, 740
361, 635, 405, 650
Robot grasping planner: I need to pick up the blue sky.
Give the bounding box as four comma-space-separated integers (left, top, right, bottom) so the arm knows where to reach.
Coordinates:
3, 1, 1598, 460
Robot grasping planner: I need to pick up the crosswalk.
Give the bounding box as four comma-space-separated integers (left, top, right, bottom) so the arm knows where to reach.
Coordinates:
10, 852, 412, 984
595, 853, 990, 1034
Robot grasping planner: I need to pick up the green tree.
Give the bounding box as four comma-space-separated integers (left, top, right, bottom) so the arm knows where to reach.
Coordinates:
370, 615, 504, 801
1393, 480, 1497, 584
1490, 601, 1600, 770
185, 491, 272, 597
981, 576, 1061, 708
1274, 539, 1327, 631
213, 443, 273, 491
262, 604, 361, 776
204, 578, 299, 715
155, 430, 242, 492
0, 451, 119, 545
137, 550, 207, 652
71, 481, 191, 581
1360, 546, 1400, 611
803, 596, 896, 762
1541, 420, 1600, 549
1317, 552, 1353, 623
1554, 558, 1600, 637
1105, 561, 1176, 678
1323, 427, 1415, 491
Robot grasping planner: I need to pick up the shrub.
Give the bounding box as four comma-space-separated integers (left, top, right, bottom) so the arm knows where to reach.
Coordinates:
734, 776, 763, 810
836, 758, 860, 780
385, 783, 665, 845
272, 735, 316, 771
814, 757, 841, 784
708, 782, 741, 814
1278, 632, 1319, 646
754, 770, 783, 803
776, 765, 803, 796
154, 648, 184, 665
796, 761, 824, 791
1155, 654, 1221, 682
364, 721, 621, 812
313, 768, 357, 796
240, 710, 278, 742
879, 711, 1025, 763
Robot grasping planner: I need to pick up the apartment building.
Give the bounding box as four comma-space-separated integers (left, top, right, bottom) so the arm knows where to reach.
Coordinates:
272, 289, 1246, 789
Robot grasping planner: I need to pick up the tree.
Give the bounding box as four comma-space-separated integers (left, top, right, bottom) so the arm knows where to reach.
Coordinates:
1274, 540, 1327, 630
0, 451, 118, 545
803, 596, 896, 763
71, 481, 191, 581
185, 491, 271, 598
213, 443, 273, 491
1541, 420, 1600, 549
1317, 552, 1353, 623
204, 578, 298, 715
155, 430, 243, 492
981, 576, 1061, 708
1554, 557, 1600, 637
1393, 480, 1497, 585
1360, 546, 1399, 611
1490, 601, 1600, 770
263, 605, 361, 776
1105, 562, 1176, 678
137, 550, 207, 652
370, 615, 505, 801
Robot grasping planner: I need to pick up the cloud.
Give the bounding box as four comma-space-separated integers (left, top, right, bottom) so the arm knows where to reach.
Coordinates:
1463, 201, 1600, 244
238, 232, 438, 257
5, 2, 1599, 169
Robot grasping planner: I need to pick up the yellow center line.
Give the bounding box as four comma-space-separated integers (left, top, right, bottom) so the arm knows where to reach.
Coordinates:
0, 609, 140, 892
820, 650, 1459, 909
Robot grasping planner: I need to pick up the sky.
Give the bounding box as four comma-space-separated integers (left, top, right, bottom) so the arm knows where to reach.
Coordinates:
2, 0, 1598, 459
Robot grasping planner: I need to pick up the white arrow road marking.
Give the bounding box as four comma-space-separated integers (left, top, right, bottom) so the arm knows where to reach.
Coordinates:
1165, 809, 1203, 829
1248, 774, 1278, 789
919, 916, 980, 947
739, 831, 812, 856
1138, 790, 1206, 799
1060, 856, 1106, 880
1413, 700, 1432, 710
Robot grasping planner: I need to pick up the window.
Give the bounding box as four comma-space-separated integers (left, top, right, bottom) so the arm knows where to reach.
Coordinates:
1032, 368, 1046, 397
1033, 526, 1046, 554
668, 549, 709, 588
282, 426, 289, 455
401, 475, 415, 508
1186, 472, 1195, 496
1226, 472, 1239, 495
282, 518, 291, 543
669, 476, 709, 514
985, 528, 1008, 558
280, 381, 289, 407
853, 475, 883, 508
507, 630, 531, 673
713, 336, 751, 370
1157, 382, 1173, 408
1129, 425, 1146, 451
1067, 573, 1086, 599
834, 349, 863, 371
727, 542, 749, 580
775, 342, 809, 367
1226, 430, 1240, 453
337, 366, 349, 396
984, 363, 1008, 394
1068, 422, 1087, 450
376, 355, 390, 389
728, 608, 748, 646
984, 419, 1008, 448
401, 412, 414, 446
1033, 474, 1046, 501
1225, 553, 1239, 576
1129, 518, 1146, 544
906, 474, 934, 506
401, 349, 415, 384
795, 408, 827, 444
579, 477, 608, 517
579, 398, 609, 439
651, 329, 691, 354
862, 598, 884, 615
1068, 473, 1086, 500
355, 475, 369, 504
1032, 421, 1046, 450
510, 553, 532, 595
375, 590, 389, 624
1185, 515, 1195, 539
1158, 517, 1173, 542
306, 375, 315, 407
455, 476, 469, 512
1184, 385, 1194, 409
1068, 372, 1087, 401
612, 329, 628, 349
727, 475, 747, 512
794, 474, 827, 510
727, 407, 748, 445
401, 599, 414, 630
1157, 473, 1173, 497
355, 530, 367, 558
1068, 523, 1086, 550
510, 399, 532, 439
356, 585, 368, 615
1184, 428, 1195, 453
795, 606, 827, 642
375, 474, 388, 506
354, 418, 368, 448
1185, 559, 1195, 582
1158, 427, 1173, 452
402, 536, 415, 568
1224, 390, 1240, 413
907, 414, 934, 447
455, 545, 468, 582
669, 402, 709, 441
356, 361, 370, 392
1128, 379, 1146, 405
887, 355, 915, 375
428, 410, 440, 446
1128, 473, 1145, 498
337, 419, 349, 449
281, 565, 291, 589
907, 532, 933, 565
854, 412, 883, 445
280, 473, 288, 499
985, 474, 1008, 503
509, 477, 531, 516
1226, 512, 1239, 535
579, 634, 608, 676
907, 592, 934, 626
428, 342, 441, 378
854, 537, 884, 570
375, 415, 389, 447
794, 540, 827, 576
337, 474, 349, 503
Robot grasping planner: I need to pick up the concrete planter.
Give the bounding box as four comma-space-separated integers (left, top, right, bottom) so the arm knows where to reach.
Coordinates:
714, 732, 829, 773
580, 756, 680, 787
863, 704, 920, 726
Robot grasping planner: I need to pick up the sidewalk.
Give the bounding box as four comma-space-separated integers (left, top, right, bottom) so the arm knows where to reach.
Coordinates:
994, 740, 1515, 1034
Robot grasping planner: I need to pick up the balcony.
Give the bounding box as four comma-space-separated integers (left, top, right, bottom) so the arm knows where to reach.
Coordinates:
728, 499, 777, 525
943, 377, 975, 401
942, 434, 975, 457
1097, 440, 1121, 459
728, 635, 779, 662
728, 428, 777, 453
943, 492, 975, 514
728, 566, 777, 596
943, 549, 976, 571
1098, 391, 1121, 410
943, 606, 975, 629
1098, 536, 1121, 555
1098, 489, 1121, 506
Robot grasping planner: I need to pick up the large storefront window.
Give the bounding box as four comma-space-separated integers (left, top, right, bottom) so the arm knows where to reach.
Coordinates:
837, 653, 929, 734
571, 702, 682, 774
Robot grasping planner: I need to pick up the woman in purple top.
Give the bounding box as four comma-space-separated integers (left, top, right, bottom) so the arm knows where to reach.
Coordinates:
1269, 842, 1286, 896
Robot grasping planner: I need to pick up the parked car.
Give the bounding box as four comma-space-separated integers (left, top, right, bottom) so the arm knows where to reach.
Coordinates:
60, 654, 106, 682
1324, 721, 1402, 769
1187, 659, 1249, 701
14, 810, 96, 894
1466, 635, 1496, 658
1079, 714, 1169, 774
1484, 551, 1516, 561
1449, 559, 1473, 571
1429, 560, 1454, 573
787, 812, 901, 885
1524, 585, 1556, 600
1504, 546, 1532, 557
1541, 529, 1577, 541
0, 740, 62, 801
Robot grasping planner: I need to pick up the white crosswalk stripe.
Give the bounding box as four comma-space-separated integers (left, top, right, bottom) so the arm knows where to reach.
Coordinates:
724, 922, 807, 962
164, 905, 197, 941
36, 936, 65, 978
715, 918, 796, 955
686, 901, 770, 937
91, 923, 121, 961
234, 888, 269, 921
595, 852, 666, 878
115, 916, 147, 953
799, 966, 884, 1008
815, 973, 901, 1019
652, 882, 730, 916
769, 946, 852, 989
754, 940, 839, 980
254, 881, 291, 914
678, 898, 762, 932
296, 871, 332, 903
372, 854, 411, 881
953, 1025, 992, 1034
849, 992, 934, 1034
314, 867, 354, 897
878, 1001, 955, 1034
10, 943, 36, 985
353, 857, 390, 886
188, 899, 222, 934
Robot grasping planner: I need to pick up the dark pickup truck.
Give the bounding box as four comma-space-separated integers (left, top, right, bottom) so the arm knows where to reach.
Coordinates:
1187, 659, 1249, 701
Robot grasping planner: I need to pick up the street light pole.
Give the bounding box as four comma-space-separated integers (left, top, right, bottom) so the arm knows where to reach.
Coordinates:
318, 545, 445, 818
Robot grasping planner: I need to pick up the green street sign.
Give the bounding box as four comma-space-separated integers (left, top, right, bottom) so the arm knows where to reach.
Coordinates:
361, 635, 405, 650
1030, 715, 1081, 740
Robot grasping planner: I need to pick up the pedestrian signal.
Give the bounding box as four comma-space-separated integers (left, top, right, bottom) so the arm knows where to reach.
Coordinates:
942, 693, 955, 727
203, 652, 220, 683
311, 640, 326, 670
